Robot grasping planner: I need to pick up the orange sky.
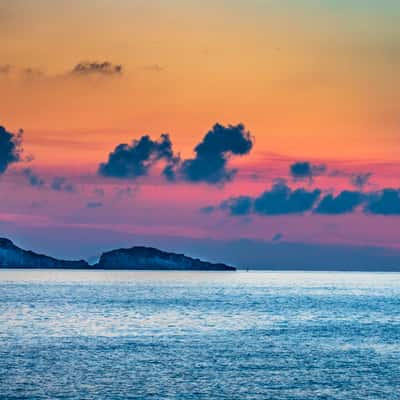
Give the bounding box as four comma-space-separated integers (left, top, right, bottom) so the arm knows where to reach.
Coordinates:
1, 0, 399, 166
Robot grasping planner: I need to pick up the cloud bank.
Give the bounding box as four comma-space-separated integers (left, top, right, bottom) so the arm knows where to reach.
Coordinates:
315, 191, 365, 214
365, 189, 400, 215
207, 184, 400, 217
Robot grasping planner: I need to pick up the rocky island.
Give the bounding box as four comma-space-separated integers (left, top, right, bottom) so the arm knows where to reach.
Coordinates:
95, 246, 235, 271
0, 238, 89, 268
0, 238, 236, 271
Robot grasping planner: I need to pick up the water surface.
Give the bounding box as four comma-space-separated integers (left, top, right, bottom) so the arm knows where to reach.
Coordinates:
1, 270, 399, 399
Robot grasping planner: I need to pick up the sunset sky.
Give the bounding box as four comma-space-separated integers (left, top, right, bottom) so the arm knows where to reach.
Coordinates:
1, 0, 400, 267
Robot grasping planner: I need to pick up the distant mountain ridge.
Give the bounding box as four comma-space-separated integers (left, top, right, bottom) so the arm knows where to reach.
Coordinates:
0, 238, 236, 271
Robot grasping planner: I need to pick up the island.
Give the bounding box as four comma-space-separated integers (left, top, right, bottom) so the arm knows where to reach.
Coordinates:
0, 238, 89, 268
95, 246, 235, 270
0, 237, 236, 271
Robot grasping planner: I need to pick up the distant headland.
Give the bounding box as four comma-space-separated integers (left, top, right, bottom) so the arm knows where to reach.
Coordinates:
0, 238, 236, 271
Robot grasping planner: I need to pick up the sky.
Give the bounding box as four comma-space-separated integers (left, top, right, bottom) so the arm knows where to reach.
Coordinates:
1, 0, 400, 267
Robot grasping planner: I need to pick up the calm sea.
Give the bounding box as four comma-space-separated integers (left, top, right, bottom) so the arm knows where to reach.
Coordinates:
0, 270, 399, 399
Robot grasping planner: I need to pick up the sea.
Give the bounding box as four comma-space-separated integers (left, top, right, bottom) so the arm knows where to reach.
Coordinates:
0, 270, 399, 400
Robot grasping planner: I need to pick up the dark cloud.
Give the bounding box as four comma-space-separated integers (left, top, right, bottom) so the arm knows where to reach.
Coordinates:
98, 123, 253, 184
290, 162, 312, 179
86, 201, 103, 209
71, 62, 122, 76
254, 182, 321, 215
0, 126, 23, 174
364, 189, 400, 215
51, 176, 76, 193
220, 196, 253, 216
209, 181, 321, 217
315, 191, 365, 214
350, 172, 372, 189
272, 233, 284, 242
176, 123, 253, 184
22, 168, 45, 188
206, 180, 400, 218
99, 134, 177, 179
290, 161, 326, 181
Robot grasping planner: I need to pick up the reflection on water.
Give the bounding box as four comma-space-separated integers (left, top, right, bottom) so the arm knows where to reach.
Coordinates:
1, 270, 400, 399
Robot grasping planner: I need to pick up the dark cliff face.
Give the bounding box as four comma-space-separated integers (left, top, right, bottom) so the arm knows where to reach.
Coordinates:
96, 246, 236, 271
0, 238, 89, 268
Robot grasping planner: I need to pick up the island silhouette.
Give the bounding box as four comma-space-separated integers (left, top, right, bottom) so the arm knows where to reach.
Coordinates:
0, 237, 235, 271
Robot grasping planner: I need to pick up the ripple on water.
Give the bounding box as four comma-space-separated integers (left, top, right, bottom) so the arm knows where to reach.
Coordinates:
0, 270, 400, 400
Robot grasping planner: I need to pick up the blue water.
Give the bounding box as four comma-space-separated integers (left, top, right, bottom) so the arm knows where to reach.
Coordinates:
0, 270, 400, 400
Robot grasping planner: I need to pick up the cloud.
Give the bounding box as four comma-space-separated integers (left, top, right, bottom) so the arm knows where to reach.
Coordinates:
19, 169, 78, 193
99, 134, 177, 179
272, 233, 284, 242
211, 181, 321, 216
22, 168, 45, 188
51, 176, 76, 193
364, 189, 400, 215
175, 123, 253, 184
290, 161, 326, 181
0, 126, 23, 174
71, 61, 122, 76
220, 196, 253, 216
86, 201, 103, 209
350, 172, 372, 189
254, 181, 321, 215
98, 123, 253, 184
290, 164, 374, 189
0, 62, 123, 81
315, 191, 365, 214
206, 180, 400, 218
